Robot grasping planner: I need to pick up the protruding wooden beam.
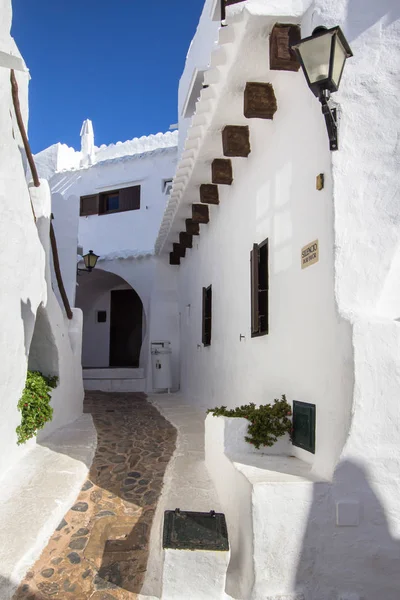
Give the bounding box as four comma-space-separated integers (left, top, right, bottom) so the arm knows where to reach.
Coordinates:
270, 24, 301, 72
212, 158, 233, 185
170, 252, 180, 266
173, 243, 186, 258
222, 125, 250, 158
200, 184, 219, 205
179, 232, 193, 248
244, 82, 277, 119
186, 219, 200, 235
192, 204, 209, 224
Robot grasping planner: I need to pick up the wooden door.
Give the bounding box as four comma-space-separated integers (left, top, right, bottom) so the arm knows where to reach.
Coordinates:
109, 289, 143, 367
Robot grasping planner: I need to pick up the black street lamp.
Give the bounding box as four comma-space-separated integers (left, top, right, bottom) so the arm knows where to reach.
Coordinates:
291, 26, 353, 151
78, 250, 99, 274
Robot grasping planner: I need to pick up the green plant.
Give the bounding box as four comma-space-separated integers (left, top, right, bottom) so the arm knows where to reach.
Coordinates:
16, 370, 58, 445
207, 394, 292, 449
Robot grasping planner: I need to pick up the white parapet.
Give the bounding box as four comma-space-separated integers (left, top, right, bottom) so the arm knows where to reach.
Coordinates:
205, 414, 327, 600
162, 547, 230, 600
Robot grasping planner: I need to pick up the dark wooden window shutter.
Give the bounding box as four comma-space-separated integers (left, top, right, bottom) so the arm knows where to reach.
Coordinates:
251, 244, 259, 335
202, 285, 212, 346
80, 194, 99, 216
202, 287, 207, 345
119, 185, 141, 212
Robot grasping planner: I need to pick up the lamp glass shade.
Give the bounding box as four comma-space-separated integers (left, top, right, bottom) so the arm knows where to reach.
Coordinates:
331, 35, 347, 88
292, 26, 353, 96
297, 31, 333, 86
83, 250, 99, 271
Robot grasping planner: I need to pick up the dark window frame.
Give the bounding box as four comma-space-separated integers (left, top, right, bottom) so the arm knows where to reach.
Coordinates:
250, 238, 269, 337
80, 184, 141, 217
202, 285, 212, 347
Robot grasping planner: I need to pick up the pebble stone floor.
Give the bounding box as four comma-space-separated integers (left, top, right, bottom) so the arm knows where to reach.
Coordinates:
13, 391, 177, 600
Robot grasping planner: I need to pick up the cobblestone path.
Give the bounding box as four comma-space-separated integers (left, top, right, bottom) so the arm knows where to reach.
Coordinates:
13, 391, 177, 600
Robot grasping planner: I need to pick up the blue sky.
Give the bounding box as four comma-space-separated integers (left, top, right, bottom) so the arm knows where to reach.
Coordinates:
11, 0, 205, 153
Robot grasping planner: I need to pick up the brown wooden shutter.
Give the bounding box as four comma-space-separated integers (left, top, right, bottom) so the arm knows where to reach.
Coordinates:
207, 286, 212, 346
119, 185, 141, 212
80, 194, 99, 216
266, 240, 269, 334
251, 244, 259, 334
202, 286, 212, 346
202, 287, 207, 345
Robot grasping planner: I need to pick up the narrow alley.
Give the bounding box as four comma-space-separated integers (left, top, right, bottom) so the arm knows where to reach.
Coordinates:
13, 392, 177, 600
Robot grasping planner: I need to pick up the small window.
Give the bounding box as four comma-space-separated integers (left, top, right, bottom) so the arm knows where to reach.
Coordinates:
202, 285, 212, 346
163, 179, 173, 195
250, 238, 269, 336
80, 185, 141, 216
97, 310, 107, 323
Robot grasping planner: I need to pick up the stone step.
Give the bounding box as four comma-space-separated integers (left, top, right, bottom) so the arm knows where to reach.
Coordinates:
83, 378, 145, 393
83, 368, 144, 379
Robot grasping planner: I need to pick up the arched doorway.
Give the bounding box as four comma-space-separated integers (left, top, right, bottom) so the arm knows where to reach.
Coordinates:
75, 268, 145, 369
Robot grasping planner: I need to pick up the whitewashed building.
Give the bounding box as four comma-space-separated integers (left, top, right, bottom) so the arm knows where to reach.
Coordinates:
0, 0, 84, 480
35, 125, 180, 393
155, 0, 400, 598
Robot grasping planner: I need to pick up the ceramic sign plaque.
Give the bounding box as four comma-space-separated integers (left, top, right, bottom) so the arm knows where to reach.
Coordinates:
301, 239, 319, 269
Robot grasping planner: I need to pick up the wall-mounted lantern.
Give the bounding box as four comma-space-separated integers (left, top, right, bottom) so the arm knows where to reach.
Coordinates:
291, 26, 353, 151
77, 250, 99, 275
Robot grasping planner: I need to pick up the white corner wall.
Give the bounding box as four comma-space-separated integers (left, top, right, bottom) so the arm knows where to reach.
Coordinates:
172, 1, 400, 598
0, 8, 84, 484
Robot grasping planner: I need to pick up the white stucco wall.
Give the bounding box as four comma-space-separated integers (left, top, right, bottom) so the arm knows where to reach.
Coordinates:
0, 1, 84, 482
35, 132, 178, 313
173, 7, 353, 480
76, 149, 178, 256
162, 0, 400, 598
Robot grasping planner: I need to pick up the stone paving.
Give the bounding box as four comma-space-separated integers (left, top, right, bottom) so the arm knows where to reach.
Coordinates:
13, 391, 177, 600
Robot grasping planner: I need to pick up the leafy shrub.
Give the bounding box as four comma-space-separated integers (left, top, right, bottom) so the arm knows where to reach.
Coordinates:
207, 394, 292, 449
16, 370, 58, 445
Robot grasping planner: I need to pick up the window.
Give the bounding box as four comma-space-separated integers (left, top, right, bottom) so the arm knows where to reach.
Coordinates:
163, 179, 173, 195
182, 69, 206, 119
80, 184, 141, 216
202, 285, 212, 346
104, 193, 119, 212
97, 310, 107, 323
250, 238, 269, 336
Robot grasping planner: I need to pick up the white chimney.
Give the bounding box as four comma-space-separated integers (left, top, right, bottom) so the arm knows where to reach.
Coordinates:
80, 119, 95, 167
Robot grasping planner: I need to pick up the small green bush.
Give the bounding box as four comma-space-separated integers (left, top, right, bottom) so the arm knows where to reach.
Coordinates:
207, 394, 292, 449
16, 370, 58, 445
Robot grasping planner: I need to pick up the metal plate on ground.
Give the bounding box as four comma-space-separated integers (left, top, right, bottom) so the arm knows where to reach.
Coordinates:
163, 509, 229, 551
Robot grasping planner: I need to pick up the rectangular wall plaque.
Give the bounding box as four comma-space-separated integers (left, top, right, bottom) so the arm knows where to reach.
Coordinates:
301, 239, 319, 269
